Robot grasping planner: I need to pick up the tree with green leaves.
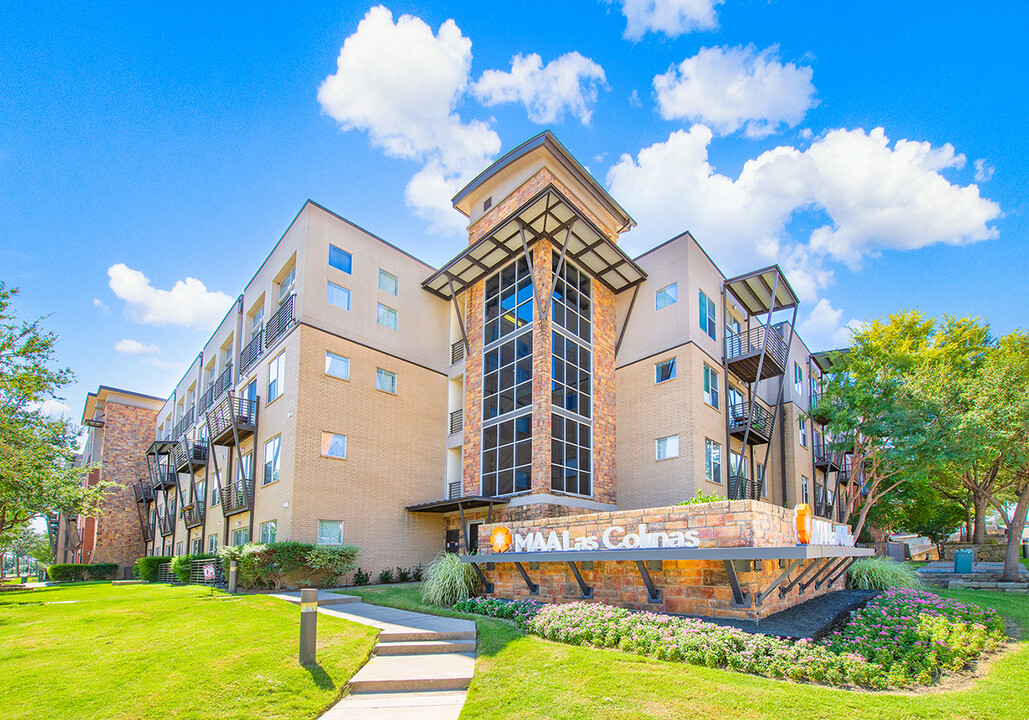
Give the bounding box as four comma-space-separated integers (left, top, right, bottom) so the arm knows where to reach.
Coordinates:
0, 282, 104, 541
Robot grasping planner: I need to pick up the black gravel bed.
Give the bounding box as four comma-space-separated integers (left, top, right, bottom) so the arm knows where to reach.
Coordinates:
683, 589, 878, 640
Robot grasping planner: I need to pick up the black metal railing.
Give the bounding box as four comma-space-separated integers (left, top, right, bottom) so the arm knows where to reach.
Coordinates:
221, 479, 254, 515
239, 328, 264, 374
814, 442, 844, 470
727, 401, 776, 440
157, 503, 176, 536
728, 474, 762, 501
451, 340, 465, 365
151, 470, 177, 490
197, 385, 214, 415
265, 294, 295, 348
182, 500, 205, 529
207, 393, 258, 441
172, 438, 208, 471
449, 409, 463, 434
214, 363, 233, 399
171, 407, 195, 440
133, 482, 154, 504
725, 324, 789, 369
814, 498, 833, 519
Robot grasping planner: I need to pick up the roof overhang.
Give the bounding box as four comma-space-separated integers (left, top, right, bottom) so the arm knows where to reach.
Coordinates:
146, 440, 177, 455
406, 496, 511, 514
423, 185, 647, 300
810, 348, 851, 373
723, 265, 800, 317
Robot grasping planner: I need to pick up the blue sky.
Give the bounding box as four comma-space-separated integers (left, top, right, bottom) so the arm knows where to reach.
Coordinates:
2, 1, 1025, 421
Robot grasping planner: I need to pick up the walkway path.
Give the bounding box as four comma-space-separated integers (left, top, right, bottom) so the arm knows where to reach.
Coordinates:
273, 591, 476, 719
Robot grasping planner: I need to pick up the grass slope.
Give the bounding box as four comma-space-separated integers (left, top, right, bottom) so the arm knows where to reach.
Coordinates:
349, 584, 1029, 720
0, 582, 377, 720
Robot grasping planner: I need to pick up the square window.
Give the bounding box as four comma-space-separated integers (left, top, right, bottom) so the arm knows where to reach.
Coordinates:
699, 290, 717, 341
656, 282, 677, 310
318, 520, 344, 546
705, 439, 722, 483
231, 528, 250, 545
376, 368, 397, 393
260, 520, 277, 544
378, 269, 399, 295
329, 244, 352, 274
321, 432, 347, 459
263, 436, 281, 485
655, 435, 679, 460
703, 365, 719, 408
325, 352, 350, 379
377, 303, 398, 330
655, 357, 676, 383
268, 352, 285, 402
327, 281, 351, 310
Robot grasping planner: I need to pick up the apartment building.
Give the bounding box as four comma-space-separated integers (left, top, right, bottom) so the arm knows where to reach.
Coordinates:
49, 386, 164, 573
134, 131, 850, 574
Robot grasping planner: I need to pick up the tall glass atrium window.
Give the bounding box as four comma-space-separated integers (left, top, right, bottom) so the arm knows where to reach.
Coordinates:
482, 256, 533, 496
551, 253, 592, 496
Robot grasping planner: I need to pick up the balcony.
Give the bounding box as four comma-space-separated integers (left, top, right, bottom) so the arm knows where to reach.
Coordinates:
450, 340, 465, 365
181, 500, 205, 529
172, 438, 208, 473
814, 498, 834, 520
449, 409, 463, 435
197, 364, 233, 416
728, 474, 762, 501
171, 407, 195, 440
809, 392, 844, 426
814, 442, 844, 472
221, 479, 254, 516
239, 328, 264, 374
265, 294, 295, 349
725, 325, 789, 383
133, 482, 154, 504
158, 501, 176, 536
207, 392, 258, 446
727, 401, 775, 446
150, 470, 177, 491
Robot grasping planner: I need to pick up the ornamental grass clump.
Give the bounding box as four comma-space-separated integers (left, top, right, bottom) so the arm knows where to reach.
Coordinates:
847, 556, 924, 590
821, 588, 1005, 686
421, 552, 479, 606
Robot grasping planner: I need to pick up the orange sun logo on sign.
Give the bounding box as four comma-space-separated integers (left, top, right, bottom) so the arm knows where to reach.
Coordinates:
490, 525, 514, 553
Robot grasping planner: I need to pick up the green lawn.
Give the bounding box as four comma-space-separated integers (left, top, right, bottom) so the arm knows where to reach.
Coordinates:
349, 583, 1029, 720
0, 582, 377, 720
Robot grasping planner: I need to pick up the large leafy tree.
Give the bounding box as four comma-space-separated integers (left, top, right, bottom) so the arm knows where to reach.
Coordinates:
0, 283, 103, 538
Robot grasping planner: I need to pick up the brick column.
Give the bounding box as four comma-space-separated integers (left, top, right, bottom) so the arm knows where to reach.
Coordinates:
531, 239, 554, 494
462, 281, 484, 496
592, 279, 617, 506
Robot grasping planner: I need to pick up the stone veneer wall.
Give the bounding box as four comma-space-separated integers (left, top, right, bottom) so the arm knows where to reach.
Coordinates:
475, 500, 850, 620
91, 402, 158, 572
942, 542, 1007, 562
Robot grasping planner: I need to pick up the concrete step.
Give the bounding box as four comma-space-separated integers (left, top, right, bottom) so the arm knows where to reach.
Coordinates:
349, 652, 475, 693
272, 591, 360, 606
375, 639, 476, 655
377, 628, 476, 643
322, 691, 467, 719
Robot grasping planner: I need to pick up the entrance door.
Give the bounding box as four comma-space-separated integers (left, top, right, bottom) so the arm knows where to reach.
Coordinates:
445, 529, 460, 554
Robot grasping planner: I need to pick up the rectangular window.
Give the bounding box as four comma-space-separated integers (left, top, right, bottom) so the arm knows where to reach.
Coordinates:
231, 528, 250, 545
318, 520, 344, 546
325, 352, 350, 379
263, 436, 281, 485
703, 365, 719, 408
377, 303, 398, 330
376, 368, 397, 393
705, 439, 722, 483
279, 266, 296, 301
210, 475, 220, 505
329, 244, 352, 274
802, 476, 810, 504
655, 435, 679, 460
207, 534, 218, 553
238, 453, 253, 481
656, 282, 678, 310
756, 464, 767, 497
794, 362, 804, 395
260, 520, 277, 544
799, 417, 807, 447
224, 343, 233, 366
191, 538, 201, 554
655, 357, 676, 383
176, 541, 183, 556
550, 414, 590, 496
327, 281, 351, 310
378, 269, 398, 295
250, 305, 264, 338
321, 432, 347, 459
699, 290, 717, 340
268, 352, 285, 402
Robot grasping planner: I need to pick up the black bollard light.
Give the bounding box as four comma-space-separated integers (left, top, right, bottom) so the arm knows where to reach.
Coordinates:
299, 588, 318, 665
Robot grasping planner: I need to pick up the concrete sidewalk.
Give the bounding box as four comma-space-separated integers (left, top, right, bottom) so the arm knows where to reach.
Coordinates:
272, 591, 476, 719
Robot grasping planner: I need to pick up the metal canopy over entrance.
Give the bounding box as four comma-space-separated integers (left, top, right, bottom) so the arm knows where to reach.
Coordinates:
422, 185, 647, 301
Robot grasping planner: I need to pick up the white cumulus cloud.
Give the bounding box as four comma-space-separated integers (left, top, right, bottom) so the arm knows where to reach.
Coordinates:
93, 298, 109, 313
607, 125, 1001, 300
473, 52, 607, 125
798, 298, 858, 351
114, 338, 162, 355
974, 158, 994, 183
27, 398, 73, 418
318, 6, 500, 233
609, 0, 722, 39
107, 263, 233, 331
654, 45, 817, 138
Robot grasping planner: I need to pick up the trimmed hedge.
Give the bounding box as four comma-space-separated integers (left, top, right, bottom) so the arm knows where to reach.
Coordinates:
217, 542, 359, 589
46, 563, 119, 582
134, 556, 173, 582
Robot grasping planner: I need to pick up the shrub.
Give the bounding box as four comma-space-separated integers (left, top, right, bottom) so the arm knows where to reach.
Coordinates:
675, 490, 724, 506
396, 567, 412, 583
412, 565, 424, 582
47, 564, 89, 582
420, 552, 478, 606
847, 556, 924, 590
169, 554, 218, 583
133, 556, 173, 582
217, 542, 360, 589
352, 568, 370, 586
304, 545, 359, 586
377, 568, 395, 584
218, 543, 270, 588
87, 563, 119, 580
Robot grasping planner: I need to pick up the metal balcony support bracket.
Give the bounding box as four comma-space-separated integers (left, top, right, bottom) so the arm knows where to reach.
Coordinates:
816, 557, 851, 589
566, 561, 593, 599
827, 558, 856, 587
517, 224, 545, 317
723, 560, 752, 608
800, 559, 834, 593
634, 560, 662, 603
542, 223, 575, 321
445, 275, 469, 356
514, 562, 539, 595
756, 558, 803, 606
472, 563, 494, 594
614, 283, 640, 359
780, 559, 821, 597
